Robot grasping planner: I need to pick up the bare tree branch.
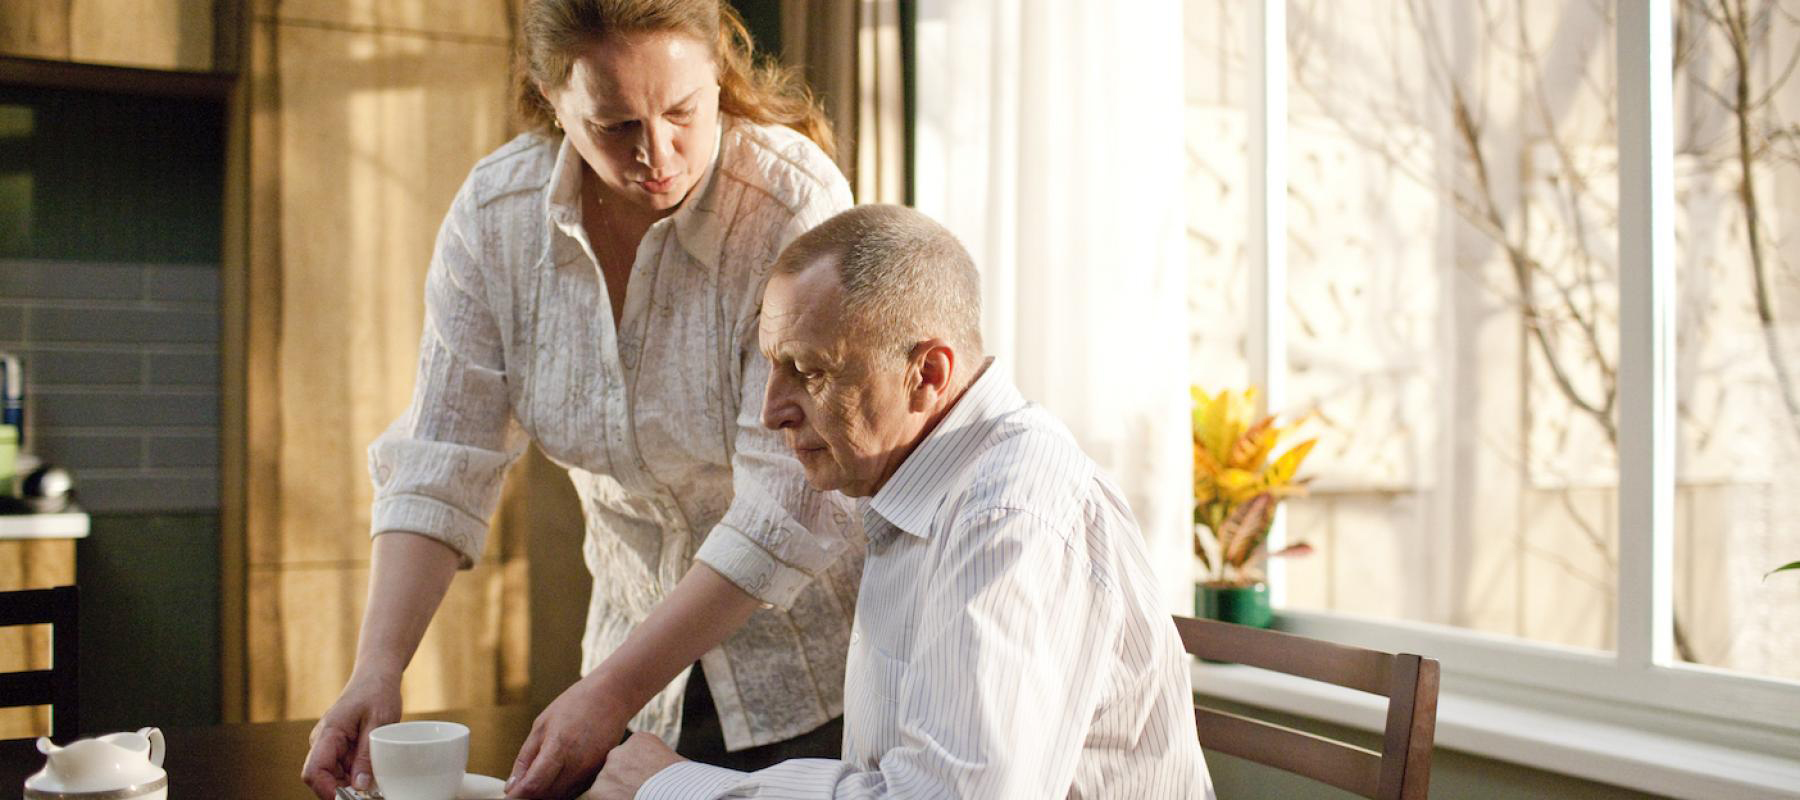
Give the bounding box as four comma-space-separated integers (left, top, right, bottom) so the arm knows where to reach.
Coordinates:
1284, 0, 1800, 665
1721, 0, 1800, 438
1446, 80, 1621, 441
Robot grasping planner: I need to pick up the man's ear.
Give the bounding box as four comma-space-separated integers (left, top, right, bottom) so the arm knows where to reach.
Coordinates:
909, 339, 955, 413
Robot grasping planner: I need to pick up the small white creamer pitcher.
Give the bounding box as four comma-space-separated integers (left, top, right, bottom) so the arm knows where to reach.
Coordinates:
25, 727, 168, 800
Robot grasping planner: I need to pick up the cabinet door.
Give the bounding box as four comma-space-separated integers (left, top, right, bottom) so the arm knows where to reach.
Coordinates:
0, 538, 75, 739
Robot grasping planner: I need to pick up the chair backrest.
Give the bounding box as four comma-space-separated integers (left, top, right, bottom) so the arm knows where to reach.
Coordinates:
0, 585, 79, 740
1174, 614, 1438, 799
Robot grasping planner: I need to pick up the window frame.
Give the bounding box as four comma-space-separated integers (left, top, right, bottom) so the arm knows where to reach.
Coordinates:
1244, 0, 1800, 746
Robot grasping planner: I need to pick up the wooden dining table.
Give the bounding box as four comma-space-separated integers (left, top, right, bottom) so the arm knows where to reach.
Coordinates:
2, 705, 540, 799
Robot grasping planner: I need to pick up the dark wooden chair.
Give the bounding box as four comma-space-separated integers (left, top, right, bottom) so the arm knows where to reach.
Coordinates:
1175, 614, 1438, 799
0, 586, 79, 740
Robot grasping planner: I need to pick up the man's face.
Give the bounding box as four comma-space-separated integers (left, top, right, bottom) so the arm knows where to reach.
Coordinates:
759, 262, 921, 497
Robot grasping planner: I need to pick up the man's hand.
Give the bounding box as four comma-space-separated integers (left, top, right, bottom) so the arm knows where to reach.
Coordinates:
505, 673, 635, 798
589, 733, 685, 800
300, 670, 402, 799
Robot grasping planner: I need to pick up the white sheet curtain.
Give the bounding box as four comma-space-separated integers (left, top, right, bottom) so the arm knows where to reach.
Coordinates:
913, 0, 1192, 610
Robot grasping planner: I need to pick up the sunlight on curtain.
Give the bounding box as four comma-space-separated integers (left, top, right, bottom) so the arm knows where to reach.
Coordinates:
913, 0, 1192, 611
779, 0, 904, 203
240, 5, 522, 721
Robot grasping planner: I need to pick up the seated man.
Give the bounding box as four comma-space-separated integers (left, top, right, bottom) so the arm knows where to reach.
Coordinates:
592, 205, 1214, 799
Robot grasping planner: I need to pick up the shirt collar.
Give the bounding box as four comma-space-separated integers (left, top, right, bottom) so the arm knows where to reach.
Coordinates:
867, 358, 1022, 538
541, 118, 728, 271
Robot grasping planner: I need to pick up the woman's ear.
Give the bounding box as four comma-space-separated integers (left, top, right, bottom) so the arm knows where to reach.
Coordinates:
535, 81, 559, 116
909, 340, 955, 413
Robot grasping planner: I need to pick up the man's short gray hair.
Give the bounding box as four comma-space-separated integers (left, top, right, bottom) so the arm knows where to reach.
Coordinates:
774, 204, 983, 365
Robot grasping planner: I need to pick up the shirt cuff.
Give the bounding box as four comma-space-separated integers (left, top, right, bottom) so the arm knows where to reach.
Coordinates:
694, 523, 817, 610
636, 761, 747, 800
369, 493, 488, 568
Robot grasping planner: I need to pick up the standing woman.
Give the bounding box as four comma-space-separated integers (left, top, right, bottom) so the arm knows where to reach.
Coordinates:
299, 2, 862, 797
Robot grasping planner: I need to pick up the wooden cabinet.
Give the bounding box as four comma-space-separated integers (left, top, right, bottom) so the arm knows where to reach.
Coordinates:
0, 1, 221, 73
0, 518, 82, 740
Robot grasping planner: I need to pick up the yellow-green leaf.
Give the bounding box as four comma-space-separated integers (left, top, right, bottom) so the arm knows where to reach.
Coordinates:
1237, 386, 1259, 422
1191, 385, 1212, 411
1218, 468, 1257, 492
1267, 438, 1316, 486
1202, 390, 1233, 462
1193, 438, 1225, 478
1261, 481, 1311, 499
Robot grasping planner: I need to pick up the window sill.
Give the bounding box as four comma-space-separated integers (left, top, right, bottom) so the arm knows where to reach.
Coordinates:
1191, 661, 1800, 799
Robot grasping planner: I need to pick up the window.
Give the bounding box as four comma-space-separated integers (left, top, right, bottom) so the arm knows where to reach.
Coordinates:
1669, 0, 1800, 684
1185, 0, 1800, 753
1281, 0, 1628, 651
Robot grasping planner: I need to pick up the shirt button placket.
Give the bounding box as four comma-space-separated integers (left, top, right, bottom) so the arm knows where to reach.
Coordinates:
607, 392, 628, 485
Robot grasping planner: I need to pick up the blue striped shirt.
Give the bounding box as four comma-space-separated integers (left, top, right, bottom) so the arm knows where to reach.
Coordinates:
640, 364, 1213, 798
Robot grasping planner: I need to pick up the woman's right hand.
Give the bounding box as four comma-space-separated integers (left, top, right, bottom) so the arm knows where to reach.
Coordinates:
300, 670, 402, 799
300, 533, 459, 798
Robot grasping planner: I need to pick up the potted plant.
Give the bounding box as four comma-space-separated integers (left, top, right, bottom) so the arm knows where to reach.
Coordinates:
1192, 386, 1315, 627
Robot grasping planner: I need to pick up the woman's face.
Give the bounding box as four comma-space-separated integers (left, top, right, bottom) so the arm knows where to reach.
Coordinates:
541, 31, 721, 216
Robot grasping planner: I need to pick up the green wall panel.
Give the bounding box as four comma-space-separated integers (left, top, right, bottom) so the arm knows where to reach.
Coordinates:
728, 0, 782, 57
76, 512, 220, 732
0, 85, 225, 264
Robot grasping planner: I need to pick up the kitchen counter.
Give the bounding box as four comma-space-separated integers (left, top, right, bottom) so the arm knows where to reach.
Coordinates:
0, 510, 88, 540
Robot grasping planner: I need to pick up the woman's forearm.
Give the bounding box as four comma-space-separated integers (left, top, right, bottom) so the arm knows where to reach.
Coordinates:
351, 531, 462, 680
586, 562, 761, 708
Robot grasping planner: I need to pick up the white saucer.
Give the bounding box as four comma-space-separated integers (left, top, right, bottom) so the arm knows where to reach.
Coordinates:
349, 772, 506, 800
459, 772, 507, 800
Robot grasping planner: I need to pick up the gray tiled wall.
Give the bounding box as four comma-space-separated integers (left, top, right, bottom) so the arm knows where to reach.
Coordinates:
0, 258, 219, 512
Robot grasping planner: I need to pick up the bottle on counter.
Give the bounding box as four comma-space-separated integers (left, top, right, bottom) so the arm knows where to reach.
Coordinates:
0, 351, 20, 441
0, 423, 15, 499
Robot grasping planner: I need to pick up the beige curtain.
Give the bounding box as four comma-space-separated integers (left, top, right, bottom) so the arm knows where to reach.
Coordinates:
782, 0, 905, 203
231, 0, 530, 722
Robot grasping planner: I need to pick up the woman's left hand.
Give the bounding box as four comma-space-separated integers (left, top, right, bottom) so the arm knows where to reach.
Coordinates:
588, 733, 685, 800
506, 673, 634, 798
508, 565, 760, 797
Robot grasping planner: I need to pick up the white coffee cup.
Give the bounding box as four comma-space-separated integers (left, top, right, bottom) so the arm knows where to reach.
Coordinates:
370, 721, 470, 800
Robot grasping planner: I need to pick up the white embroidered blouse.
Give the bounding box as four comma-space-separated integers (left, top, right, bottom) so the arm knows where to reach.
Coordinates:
368, 119, 863, 750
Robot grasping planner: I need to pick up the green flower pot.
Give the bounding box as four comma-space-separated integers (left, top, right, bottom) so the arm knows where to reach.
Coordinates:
1195, 583, 1273, 628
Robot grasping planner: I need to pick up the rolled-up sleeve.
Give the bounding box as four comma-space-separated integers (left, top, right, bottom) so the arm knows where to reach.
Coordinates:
367, 180, 526, 568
